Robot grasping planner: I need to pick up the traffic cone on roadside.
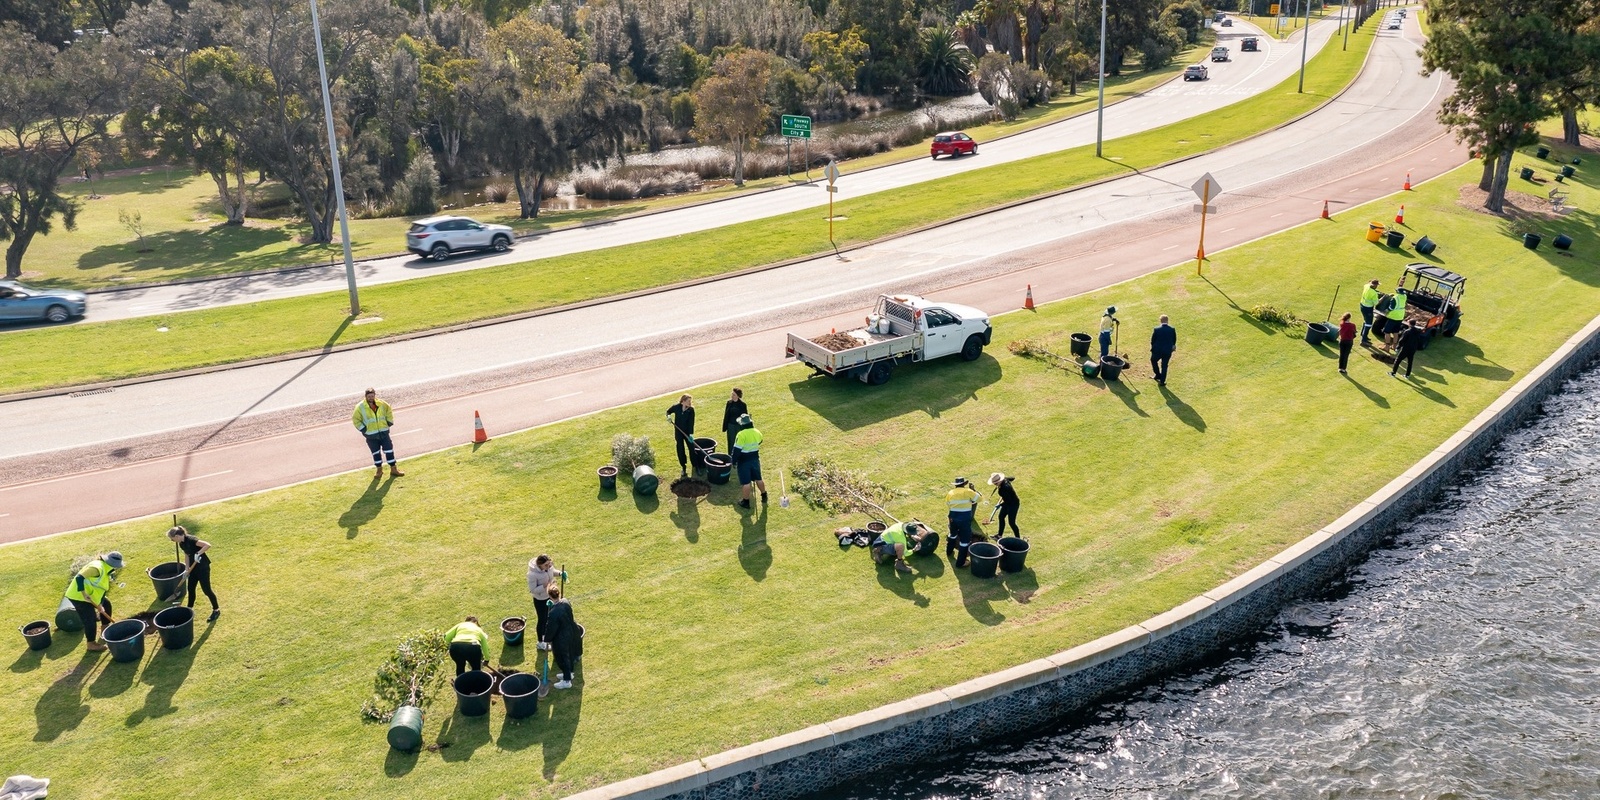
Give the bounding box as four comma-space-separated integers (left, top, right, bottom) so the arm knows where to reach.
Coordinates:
473, 410, 489, 444
1404, 171, 1412, 191
1321, 200, 1330, 220
1024, 284, 1035, 310
1394, 205, 1405, 225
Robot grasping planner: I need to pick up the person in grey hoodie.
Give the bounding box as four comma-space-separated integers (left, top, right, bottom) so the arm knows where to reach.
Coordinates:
526, 555, 564, 651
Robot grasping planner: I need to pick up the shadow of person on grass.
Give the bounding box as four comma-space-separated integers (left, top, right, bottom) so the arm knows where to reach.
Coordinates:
999, 568, 1040, 604
873, 553, 931, 607
954, 566, 1007, 626
127, 623, 214, 727
1101, 376, 1149, 417
541, 673, 584, 780
1157, 384, 1205, 432
670, 498, 701, 544
339, 476, 396, 538
436, 706, 492, 762
738, 503, 771, 582
88, 650, 138, 698
1343, 373, 1391, 408
35, 653, 99, 741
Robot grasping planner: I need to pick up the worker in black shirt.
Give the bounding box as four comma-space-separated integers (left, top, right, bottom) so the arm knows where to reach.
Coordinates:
665, 394, 696, 476
721, 388, 748, 456
988, 473, 1021, 537
168, 526, 220, 622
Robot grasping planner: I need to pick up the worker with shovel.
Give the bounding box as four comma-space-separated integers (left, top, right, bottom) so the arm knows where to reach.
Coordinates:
167, 526, 220, 622
64, 551, 124, 652
665, 394, 697, 475
946, 477, 983, 567
732, 413, 767, 509
1099, 306, 1120, 361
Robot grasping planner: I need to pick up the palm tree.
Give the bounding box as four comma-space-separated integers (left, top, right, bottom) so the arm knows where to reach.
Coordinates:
917, 27, 974, 96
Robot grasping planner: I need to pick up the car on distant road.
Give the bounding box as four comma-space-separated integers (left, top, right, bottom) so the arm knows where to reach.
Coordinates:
0, 280, 87, 323
1211, 46, 1231, 62
405, 215, 515, 261
1241, 37, 1259, 51
1221, 17, 1232, 26
1183, 63, 1210, 81
930, 131, 978, 159
1387, 18, 1401, 28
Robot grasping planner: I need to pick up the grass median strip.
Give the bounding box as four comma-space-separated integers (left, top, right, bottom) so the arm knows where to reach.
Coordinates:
2, 157, 1595, 798
1, 27, 1373, 396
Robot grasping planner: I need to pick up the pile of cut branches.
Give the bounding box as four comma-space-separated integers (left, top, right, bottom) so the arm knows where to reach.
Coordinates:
360, 630, 448, 722
790, 455, 899, 517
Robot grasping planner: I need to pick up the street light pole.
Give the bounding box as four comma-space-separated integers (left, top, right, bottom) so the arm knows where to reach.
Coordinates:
309, 0, 360, 317
1096, 0, 1107, 157
1296, 0, 1312, 92
1343, 0, 1353, 50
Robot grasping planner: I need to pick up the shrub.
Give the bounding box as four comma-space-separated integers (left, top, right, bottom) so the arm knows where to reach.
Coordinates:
1250, 304, 1302, 326
359, 630, 448, 722
611, 433, 656, 473
483, 183, 513, 203
398, 150, 440, 216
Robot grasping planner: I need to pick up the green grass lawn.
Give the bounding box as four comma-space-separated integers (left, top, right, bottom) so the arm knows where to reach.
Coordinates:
0, 27, 1376, 396
2, 156, 1596, 799
22, 44, 1206, 293
1246, 4, 1337, 39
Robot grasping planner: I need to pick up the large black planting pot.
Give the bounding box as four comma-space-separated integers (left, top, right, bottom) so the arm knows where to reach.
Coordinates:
154, 606, 194, 650
454, 670, 494, 717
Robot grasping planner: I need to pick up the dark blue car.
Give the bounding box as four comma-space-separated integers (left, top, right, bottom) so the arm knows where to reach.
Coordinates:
0, 280, 88, 323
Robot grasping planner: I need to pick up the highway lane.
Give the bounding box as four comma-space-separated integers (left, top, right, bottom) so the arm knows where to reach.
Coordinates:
0, 16, 1460, 542
53, 18, 1330, 323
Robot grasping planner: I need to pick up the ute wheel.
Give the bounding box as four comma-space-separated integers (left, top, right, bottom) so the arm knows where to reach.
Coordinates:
969, 146, 978, 156
430, 243, 451, 261
867, 361, 894, 386
492, 235, 511, 252
1441, 317, 1460, 338
44, 304, 70, 323
960, 334, 984, 362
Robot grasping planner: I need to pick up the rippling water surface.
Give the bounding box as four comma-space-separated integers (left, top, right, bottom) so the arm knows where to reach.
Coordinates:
816, 371, 1600, 799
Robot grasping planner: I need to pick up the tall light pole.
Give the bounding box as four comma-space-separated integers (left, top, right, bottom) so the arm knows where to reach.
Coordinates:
309, 0, 360, 317
1339, 0, 1348, 50
1296, 0, 1312, 92
1095, 0, 1107, 157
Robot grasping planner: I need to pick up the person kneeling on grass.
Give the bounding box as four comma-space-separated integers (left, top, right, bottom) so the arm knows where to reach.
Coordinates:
872, 522, 935, 573
444, 615, 489, 676
546, 585, 583, 690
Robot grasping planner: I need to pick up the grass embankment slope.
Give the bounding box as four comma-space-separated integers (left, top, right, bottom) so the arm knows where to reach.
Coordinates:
25, 44, 1208, 293
1, 153, 1596, 798
0, 29, 1372, 396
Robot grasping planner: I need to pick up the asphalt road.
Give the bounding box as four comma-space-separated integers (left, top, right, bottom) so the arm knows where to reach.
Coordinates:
51, 18, 1331, 324
0, 15, 1459, 543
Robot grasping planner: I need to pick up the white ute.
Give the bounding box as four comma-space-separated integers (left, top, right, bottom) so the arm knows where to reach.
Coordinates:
785, 294, 993, 385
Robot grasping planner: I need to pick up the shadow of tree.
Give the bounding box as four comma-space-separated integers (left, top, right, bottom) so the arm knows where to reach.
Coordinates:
75, 224, 301, 274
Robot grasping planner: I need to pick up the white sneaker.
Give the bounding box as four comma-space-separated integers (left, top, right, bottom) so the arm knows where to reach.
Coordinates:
537, 642, 551, 651
554, 680, 573, 690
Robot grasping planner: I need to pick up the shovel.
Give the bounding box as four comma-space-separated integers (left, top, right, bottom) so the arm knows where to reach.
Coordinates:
779, 470, 790, 508
537, 565, 567, 699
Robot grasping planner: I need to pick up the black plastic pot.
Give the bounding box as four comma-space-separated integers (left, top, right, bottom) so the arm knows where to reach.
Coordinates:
148, 562, 186, 604
454, 670, 494, 717
1416, 235, 1437, 255
21, 621, 51, 651
704, 453, 734, 485
969, 542, 1002, 578
1519, 166, 1536, 180
1536, 145, 1550, 159
691, 437, 717, 470
866, 521, 887, 533
597, 465, 618, 492
1524, 232, 1542, 250
1561, 165, 1576, 178
102, 619, 146, 663
998, 537, 1030, 573
500, 672, 541, 719
912, 531, 940, 557
1069, 332, 1092, 358
501, 617, 525, 646
632, 465, 659, 495
153, 606, 194, 650
1553, 234, 1573, 251
55, 597, 83, 632
387, 706, 424, 751
1305, 322, 1332, 344
1100, 355, 1128, 381
1384, 229, 1405, 248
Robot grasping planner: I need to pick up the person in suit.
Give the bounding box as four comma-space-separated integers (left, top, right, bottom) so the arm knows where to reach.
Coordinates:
1150, 315, 1177, 385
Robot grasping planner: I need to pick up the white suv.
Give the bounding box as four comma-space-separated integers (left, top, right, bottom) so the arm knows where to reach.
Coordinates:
405, 216, 515, 261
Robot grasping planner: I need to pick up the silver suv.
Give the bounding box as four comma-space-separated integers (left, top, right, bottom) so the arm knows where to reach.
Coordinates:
405, 216, 515, 261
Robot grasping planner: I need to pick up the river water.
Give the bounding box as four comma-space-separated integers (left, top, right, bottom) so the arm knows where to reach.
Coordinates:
816, 369, 1600, 799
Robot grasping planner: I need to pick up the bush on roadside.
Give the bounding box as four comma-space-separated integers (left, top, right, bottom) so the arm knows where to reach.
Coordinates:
611, 433, 657, 473
398, 150, 440, 216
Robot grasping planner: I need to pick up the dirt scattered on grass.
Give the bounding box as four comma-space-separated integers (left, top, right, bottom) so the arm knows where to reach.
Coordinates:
425, 742, 451, 752
128, 611, 160, 637
1456, 184, 1565, 221
670, 477, 711, 498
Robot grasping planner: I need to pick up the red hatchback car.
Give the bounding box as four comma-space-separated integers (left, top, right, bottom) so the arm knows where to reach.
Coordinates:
930, 131, 977, 159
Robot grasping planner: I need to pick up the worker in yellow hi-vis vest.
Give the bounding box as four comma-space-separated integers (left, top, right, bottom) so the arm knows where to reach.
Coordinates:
64, 551, 124, 652
945, 477, 982, 567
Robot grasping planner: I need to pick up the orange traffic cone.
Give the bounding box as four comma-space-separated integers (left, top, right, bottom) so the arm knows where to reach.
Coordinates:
1403, 171, 1412, 191
1023, 284, 1035, 310
473, 410, 489, 444
1321, 200, 1330, 220
1394, 205, 1405, 225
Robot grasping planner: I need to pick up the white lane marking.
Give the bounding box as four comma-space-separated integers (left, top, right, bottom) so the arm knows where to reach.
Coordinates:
687, 358, 723, 368
1430, 157, 1438, 162
1220, 227, 1237, 233
0, 513, 9, 518
1094, 263, 1116, 271
180, 470, 234, 483
1349, 188, 1361, 193
1270, 213, 1284, 218
1162, 244, 1180, 251
545, 391, 583, 402
394, 428, 424, 435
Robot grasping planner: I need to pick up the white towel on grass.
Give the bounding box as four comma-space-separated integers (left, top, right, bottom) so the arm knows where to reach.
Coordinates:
0, 775, 49, 800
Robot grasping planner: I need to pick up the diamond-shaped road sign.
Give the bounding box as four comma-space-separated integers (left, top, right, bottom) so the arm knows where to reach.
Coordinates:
824, 159, 840, 186
1191, 172, 1223, 202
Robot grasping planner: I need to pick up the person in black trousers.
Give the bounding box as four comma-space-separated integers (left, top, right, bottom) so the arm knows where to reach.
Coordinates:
546, 585, 584, 690
1337, 312, 1357, 374
721, 388, 748, 456
1150, 315, 1177, 385
987, 473, 1021, 536
168, 526, 220, 622
665, 394, 696, 475
1390, 322, 1425, 378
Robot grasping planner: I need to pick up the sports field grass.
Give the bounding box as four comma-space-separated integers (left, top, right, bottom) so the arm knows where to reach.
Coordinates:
0, 28, 1374, 395
2, 155, 1596, 798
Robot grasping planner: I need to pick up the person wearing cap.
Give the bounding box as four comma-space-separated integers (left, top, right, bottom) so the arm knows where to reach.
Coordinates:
64, 551, 124, 652
444, 615, 490, 676
167, 526, 220, 622
732, 413, 767, 509
988, 473, 1021, 537
1099, 306, 1119, 360
1359, 279, 1382, 346
352, 388, 405, 479
1149, 314, 1176, 386
872, 521, 936, 572
1382, 284, 1409, 350
945, 477, 983, 567
721, 388, 749, 456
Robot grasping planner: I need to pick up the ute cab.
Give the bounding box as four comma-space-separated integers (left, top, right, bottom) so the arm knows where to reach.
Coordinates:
1399, 263, 1465, 343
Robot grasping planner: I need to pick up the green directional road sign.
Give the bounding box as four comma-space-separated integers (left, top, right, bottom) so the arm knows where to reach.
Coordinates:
780, 115, 812, 139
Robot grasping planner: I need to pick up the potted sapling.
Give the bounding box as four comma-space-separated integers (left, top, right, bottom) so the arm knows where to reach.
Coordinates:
362, 630, 447, 752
